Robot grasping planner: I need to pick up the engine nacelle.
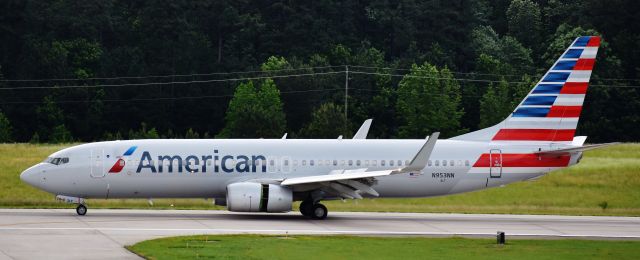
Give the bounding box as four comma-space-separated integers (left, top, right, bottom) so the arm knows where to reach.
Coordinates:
226, 182, 292, 212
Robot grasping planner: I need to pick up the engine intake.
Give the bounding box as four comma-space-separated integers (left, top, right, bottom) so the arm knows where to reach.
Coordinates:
226, 182, 292, 212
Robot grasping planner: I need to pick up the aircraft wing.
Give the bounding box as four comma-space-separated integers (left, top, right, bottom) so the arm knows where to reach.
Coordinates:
279, 132, 439, 199
280, 169, 395, 186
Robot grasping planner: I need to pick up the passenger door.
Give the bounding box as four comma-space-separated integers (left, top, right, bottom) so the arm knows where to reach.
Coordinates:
90, 149, 105, 178
489, 149, 502, 178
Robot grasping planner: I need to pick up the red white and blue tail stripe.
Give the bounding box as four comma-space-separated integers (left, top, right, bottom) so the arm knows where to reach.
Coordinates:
453, 36, 600, 143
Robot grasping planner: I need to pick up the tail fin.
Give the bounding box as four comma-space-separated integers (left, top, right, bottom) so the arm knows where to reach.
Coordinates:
453, 36, 601, 142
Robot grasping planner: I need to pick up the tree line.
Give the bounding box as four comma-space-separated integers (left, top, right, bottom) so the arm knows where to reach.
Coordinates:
0, 0, 639, 143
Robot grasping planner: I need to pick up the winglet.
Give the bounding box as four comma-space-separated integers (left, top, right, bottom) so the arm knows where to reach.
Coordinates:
353, 119, 373, 139
400, 132, 439, 172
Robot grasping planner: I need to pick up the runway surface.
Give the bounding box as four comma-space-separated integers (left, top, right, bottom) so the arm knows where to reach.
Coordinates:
0, 209, 639, 259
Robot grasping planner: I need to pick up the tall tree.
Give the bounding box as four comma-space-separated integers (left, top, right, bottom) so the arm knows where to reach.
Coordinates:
298, 103, 349, 138
218, 79, 286, 138
0, 109, 11, 142
506, 0, 542, 50
479, 80, 511, 128
36, 96, 72, 143
396, 62, 464, 138
471, 25, 534, 75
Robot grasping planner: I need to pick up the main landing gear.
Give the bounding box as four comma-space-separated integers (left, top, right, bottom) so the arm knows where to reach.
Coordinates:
300, 200, 328, 220
76, 204, 87, 216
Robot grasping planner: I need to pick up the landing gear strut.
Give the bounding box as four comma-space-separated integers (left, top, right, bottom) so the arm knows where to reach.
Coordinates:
299, 199, 328, 220
76, 204, 87, 216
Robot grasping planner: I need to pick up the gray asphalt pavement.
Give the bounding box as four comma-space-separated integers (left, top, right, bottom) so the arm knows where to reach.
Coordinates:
0, 209, 639, 259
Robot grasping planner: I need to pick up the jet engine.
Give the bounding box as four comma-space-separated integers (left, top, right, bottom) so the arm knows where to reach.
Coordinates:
226, 182, 292, 212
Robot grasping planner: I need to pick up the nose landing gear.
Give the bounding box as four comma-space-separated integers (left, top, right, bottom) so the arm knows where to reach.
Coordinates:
56, 195, 87, 216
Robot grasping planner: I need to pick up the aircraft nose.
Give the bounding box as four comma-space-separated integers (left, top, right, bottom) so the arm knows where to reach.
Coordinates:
20, 165, 39, 187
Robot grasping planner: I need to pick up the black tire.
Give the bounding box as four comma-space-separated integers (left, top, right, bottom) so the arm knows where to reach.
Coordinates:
310, 203, 328, 220
76, 204, 87, 216
299, 200, 313, 217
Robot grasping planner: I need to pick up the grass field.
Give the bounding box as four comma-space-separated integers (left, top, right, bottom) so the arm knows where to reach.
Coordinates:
1, 143, 639, 216
126, 235, 640, 260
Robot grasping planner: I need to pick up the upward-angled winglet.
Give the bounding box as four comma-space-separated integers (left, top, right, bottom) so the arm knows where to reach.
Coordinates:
353, 119, 373, 139
400, 132, 439, 172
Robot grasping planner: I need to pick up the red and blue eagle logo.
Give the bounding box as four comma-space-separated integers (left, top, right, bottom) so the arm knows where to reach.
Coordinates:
108, 146, 137, 173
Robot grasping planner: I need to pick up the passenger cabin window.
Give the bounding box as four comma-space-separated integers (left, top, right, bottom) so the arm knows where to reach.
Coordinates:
389, 160, 394, 166
333, 160, 338, 166
302, 160, 306, 166
310, 160, 315, 166
428, 160, 432, 166
435, 160, 439, 166
372, 160, 377, 166
465, 160, 470, 166
443, 160, 447, 166
397, 160, 402, 166
365, 160, 369, 166
381, 160, 386, 166
348, 160, 353, 166
450, 160, 454, 167
356, 160, 361, 166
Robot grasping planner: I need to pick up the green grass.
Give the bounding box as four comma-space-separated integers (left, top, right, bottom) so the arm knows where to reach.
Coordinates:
126, 235, 640, 260
1, 143, 639, 216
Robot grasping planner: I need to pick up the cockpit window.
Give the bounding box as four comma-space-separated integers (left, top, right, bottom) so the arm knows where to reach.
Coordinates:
44, 157, 69, 165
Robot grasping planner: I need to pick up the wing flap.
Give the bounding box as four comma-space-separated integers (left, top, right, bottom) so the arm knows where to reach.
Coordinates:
280, 169, 394, 186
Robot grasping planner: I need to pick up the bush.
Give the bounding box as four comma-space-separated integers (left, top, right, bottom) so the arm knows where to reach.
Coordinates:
49, 124, 73, 143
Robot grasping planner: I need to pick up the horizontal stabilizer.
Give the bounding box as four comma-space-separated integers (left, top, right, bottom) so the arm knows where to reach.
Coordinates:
536, 142, 619, 155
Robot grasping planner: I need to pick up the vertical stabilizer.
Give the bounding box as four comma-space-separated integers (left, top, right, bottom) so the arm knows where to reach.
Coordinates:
452, 36, 600, 143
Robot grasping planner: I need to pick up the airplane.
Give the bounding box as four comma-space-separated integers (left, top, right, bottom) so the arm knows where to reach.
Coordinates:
20, 36, 616, 219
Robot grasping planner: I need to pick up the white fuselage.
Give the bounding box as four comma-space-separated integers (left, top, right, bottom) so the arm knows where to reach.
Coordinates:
20, 139, 579, 200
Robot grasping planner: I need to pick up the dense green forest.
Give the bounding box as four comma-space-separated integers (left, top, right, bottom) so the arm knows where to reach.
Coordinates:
0, 0, 638, 143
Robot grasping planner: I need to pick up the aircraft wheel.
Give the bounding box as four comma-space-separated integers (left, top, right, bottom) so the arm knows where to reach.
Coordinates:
299, 200, 313, 217
76, 204, 87, 216
310, 203, 328, 220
